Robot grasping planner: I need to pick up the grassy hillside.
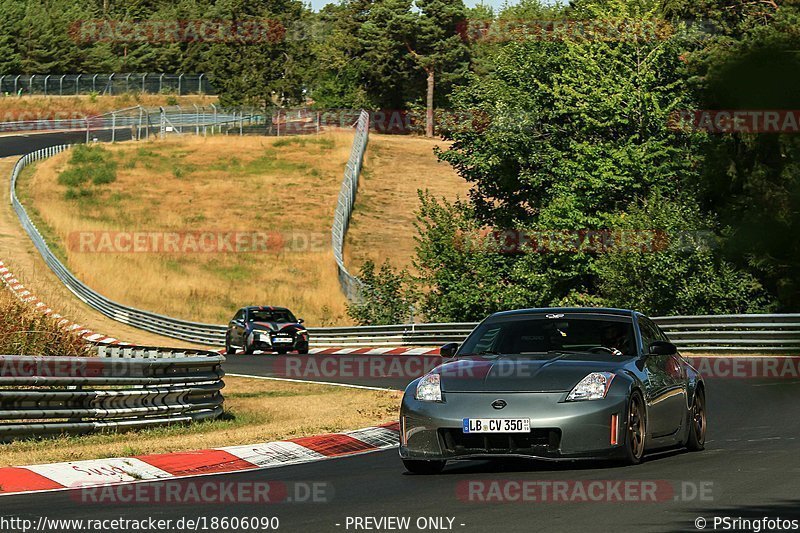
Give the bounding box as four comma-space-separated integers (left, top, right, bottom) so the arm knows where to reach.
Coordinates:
346, 134, 469, 273
18, 132, 468, 328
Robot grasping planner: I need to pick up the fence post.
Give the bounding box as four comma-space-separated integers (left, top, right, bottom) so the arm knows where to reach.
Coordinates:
194, 104, 200, 135
159, 107, 166, 139
239, 111, 243, 136
111, 111, 116, 142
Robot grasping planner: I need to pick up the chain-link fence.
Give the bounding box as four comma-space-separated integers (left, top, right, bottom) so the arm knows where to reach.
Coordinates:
0, 74, 213, 96
332, 110, 370, 301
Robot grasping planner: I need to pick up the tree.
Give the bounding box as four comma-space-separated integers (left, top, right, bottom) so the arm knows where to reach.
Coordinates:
201, 0, 313, 108
411, 0, 773, 320
381, 0, 470, 136
347, 260, 415, 325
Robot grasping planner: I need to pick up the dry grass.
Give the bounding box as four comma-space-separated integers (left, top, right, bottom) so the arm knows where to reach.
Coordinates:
0, 94, 217, 120
0, 155, 201, 348
20, 134, 354, 326
345, 134, 470, 273
0, 288, 90, 356
0, 376, 401, 467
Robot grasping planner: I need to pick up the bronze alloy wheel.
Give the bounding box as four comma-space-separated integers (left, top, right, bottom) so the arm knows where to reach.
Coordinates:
627, 393, 646, 462
687, 388, 706, 451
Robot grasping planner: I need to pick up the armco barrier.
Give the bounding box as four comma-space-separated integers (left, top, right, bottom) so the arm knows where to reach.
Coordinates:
0, 351, 225, 441
307, 316, 800, 353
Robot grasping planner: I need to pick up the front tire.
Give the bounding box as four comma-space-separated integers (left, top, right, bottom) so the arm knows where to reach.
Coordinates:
622, 391, 646, 465
243, 335, 255, 355
225, 334, 236, 355
402, 459, 446, 475
686, 387, 706, 451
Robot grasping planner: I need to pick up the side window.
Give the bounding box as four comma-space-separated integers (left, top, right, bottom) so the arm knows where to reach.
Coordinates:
472, 326, 502, 353
234, 309, 244, 321
639, 318, 660, 353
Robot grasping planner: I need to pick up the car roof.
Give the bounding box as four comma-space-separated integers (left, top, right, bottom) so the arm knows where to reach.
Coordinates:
243, 306, 292, 312
490, 307, 638, 318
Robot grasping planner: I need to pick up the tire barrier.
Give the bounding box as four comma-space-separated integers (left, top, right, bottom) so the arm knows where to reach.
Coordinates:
0, 351, 225, 442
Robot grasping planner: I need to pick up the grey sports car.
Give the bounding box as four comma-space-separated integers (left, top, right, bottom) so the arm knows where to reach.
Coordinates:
399, 308, 706, 474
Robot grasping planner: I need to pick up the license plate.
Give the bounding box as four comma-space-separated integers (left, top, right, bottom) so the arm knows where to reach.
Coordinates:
273, 337, 293, 343
462, 418, 530, 433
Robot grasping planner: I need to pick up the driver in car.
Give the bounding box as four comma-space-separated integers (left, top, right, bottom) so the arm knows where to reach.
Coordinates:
601, 324, 632, 356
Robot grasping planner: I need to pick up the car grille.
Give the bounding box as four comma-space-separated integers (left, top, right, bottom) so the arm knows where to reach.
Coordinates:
438, 428, 561, 457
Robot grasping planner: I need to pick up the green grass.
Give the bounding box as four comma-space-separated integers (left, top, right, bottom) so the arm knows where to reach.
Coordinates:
57, 145, 118, 198
272, 136, 334, 150
201, 261, 252, 282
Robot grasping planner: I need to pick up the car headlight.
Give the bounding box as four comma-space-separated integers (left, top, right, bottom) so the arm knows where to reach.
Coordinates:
257, 332, 271, 342
415, 373, 443, 402
566, 372, 615, 401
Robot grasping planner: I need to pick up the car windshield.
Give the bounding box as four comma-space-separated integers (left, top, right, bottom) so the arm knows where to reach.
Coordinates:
248, 309, 296, 323
459, 314, 637, 357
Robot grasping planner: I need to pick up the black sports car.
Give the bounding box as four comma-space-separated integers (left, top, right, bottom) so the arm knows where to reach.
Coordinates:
399, 308, 706, 474
225, 306, 309, 355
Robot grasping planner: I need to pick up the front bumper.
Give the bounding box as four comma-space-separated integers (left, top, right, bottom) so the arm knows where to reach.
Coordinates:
251, 332, 308, 352
399, 389, 628, 461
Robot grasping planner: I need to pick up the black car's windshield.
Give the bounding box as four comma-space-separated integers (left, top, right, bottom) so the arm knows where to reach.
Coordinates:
459, 314, 636, 357
248, 309, 296, 323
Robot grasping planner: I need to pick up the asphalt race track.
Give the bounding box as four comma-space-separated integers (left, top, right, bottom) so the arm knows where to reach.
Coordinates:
3, 363, 799, 532
0, 129, 133, 157
224, 353, 427, 390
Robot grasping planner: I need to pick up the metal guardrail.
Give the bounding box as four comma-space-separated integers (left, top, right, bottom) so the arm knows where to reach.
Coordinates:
0, 351, 224, 441
332, 110, 369, 301
306, 316, 800, 352
0, 105, 260, 140
0, 73, 214, 96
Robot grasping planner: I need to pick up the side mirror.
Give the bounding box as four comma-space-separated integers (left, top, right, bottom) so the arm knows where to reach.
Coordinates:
298, 318, 304, 324
648, 341, 677, 356
440, 343, 459, 358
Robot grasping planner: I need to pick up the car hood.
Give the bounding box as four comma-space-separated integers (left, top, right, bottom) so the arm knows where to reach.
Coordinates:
250, 321, 304, 333
434, 354, 629, 392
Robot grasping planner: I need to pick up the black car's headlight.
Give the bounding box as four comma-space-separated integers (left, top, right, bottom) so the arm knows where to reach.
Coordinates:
415, 373, 443, 402
566, 372, 616, 401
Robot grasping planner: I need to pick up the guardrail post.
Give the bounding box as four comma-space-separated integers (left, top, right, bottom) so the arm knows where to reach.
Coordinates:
85, 117, 90, 143
111, 111, 116, 142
